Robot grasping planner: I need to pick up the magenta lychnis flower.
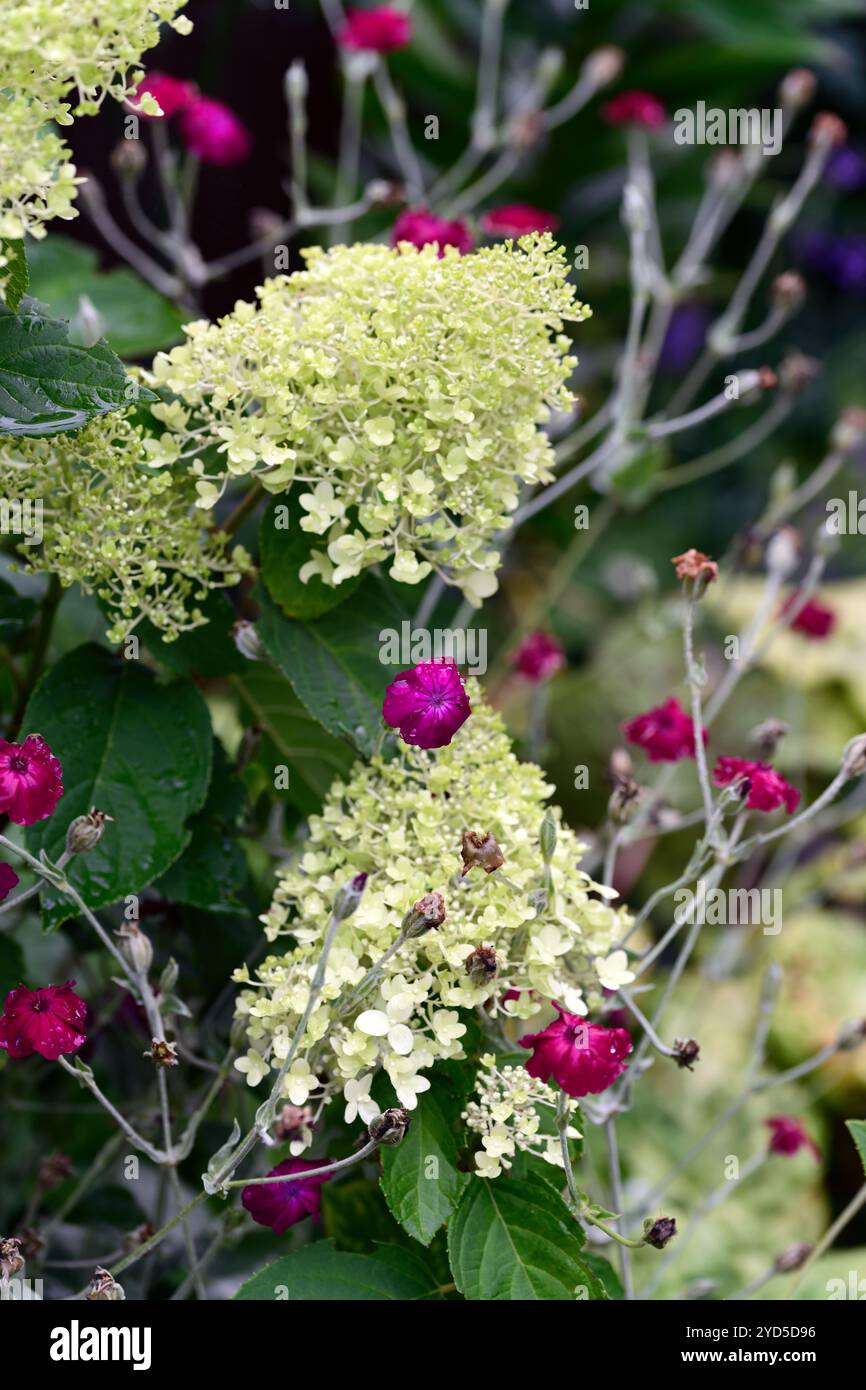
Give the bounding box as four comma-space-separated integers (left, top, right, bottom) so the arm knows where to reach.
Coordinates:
135, 71, 197, 118
480, 203, 560, 237
383, 659, 471, 749
0, 863, 19, 902
0, 735, 63, 824
241, 1157, 332, 1233
180, 96, 252, 165
780, 594, 837, 640
713, 757, 800, 814
0, 981, 87, 1061
337, 6, 412, 54
512, 630, 566, 683
391, 208, 474, 256
602, 90, 667, 130
766, 1116, 820, 1162
623, 697, 706, 764
520, 1004, 632, 1097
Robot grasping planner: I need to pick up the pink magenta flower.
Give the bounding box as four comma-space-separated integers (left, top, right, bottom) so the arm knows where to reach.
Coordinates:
480, 203, 560, 237
337, 6, 412, 54
241, 1157, 331, 1233
0, 863, 19, 902
135, 71, 197, 119
0, 981, 87, 1061
766, 1116, 820, 1162
180, 96, 252, 166
0, 735, 63, 825
623, 697, 706, 764
391, 208, 474, 256
602, 90, 667, 130
383, 659, 471, 749
713, 757, 800, 814
780, 594, 837, 640
513, 631, 566, 683
520, 1004, 632, 1097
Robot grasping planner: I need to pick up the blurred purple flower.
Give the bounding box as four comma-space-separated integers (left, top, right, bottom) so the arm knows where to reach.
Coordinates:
658, 303, 710, 374
825, 145, 866, 192
800, 230, 866, 295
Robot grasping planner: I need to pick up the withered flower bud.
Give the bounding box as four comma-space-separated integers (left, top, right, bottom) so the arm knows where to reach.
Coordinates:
757, 366, 778, 392
37, 1152, 74, 1190
671, 549, 719, 588
402, 890, 446, 938
778, 351, 820, 395
831, 406, 866, 455
750, 718, 789, 758
364, 179, 404, 208
607, 776, 643, 825
644, 1216, 677, 1249
673, 1039, 700, 1071
66, 808, 113, 855
779, 68, 817, 111
122, 1223, 155, 1254
774, 1241, 813, 1273
765, 526, 800, 578
247, 207, 284, 242
110, 139, 147, 176
368, 1107, 411, 1147
0, 1236, 25, 1281
86, 1267, 126, 1301
15, 1228, 44, 1261
506, 109, 543, 150
275, 1104, 315, 1144
581, 45, 624, 89
231, 619, 267, 662
464, 944, 498, 987
837, 1018, 866, 1051
808, 112, 847, 150
461, 830, 505, 875
841, 734, 866, 780
116, 921, 153, 975
771, 271, 805, 313
608, 748, 634, 783
146, 1039, 179, 1069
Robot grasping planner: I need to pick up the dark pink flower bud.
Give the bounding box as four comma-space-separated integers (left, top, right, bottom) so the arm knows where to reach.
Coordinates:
671, 549, 719, 586
512, 631, 566, 683
241, 1157, 332, 1233
0, 862, 19, 902
623, 697, 707, 764
180, 96, 252, 166
337, 7, 412, 55
601, 90, 667, 130
766, 1115, 820, 1162
644, 1216, 677, 1249
37, 1152, 74, 1189
520, 1005, 632, 1097
0, 981, 87, 1060
779, 593, 836, 640
713, 758, 800, 814
383, 659, 471, 749
0, 735, 63, 824
480, 204, 560, 238
390, 208, 474, 257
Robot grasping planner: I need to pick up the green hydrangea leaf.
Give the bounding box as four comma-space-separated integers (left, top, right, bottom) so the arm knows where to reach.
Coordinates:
23, 643, 212, 930
0, 305, 154, 437
233, 1239, 439, 1300
156, 742, 247, 914
0, 574, 38, 640
380, 1084, 469, 1245
447, 1172, 605, 1300
0, 239, 29, 313
260, 494, 363, 621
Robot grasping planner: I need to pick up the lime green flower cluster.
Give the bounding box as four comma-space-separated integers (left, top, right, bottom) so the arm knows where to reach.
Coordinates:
149, 236, 589, 604
232, 686, 629, 1127
0, 1, 191, 245
0, 413, 249, 642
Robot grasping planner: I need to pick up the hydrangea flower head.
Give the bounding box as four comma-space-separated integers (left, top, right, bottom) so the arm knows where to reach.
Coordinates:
241, 1157, 331, 1233
713, 758, 800, 814
383, 659, 471, 749
338, 7, 412, 54
149, 235, 588, 605
623, 697, 706, 763
0, 981, 87, 1060
520, 1004, 632, 1097
391, 208, 473, 256
0, 735, 63, 824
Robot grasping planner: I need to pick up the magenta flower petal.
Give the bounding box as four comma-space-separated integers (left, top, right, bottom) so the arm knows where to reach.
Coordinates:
337, 7, 412, 54
0, 863, 19, 902
623, 697, 706, 764
135, 71, 197, 118
780, 593, 836, 639
513, 630, 566, 682
180, 97, 252, 165
383, 659, 471, 749
0, 981, 87, 1061
0, 735, 63, 824
520, 1004, 632, 1097
766, 1116, 820, 1162
602, 90, 667, 130
481, 204, 560, 237
713, 757, 800, 814
241, 1157, 332, 1234
391, 208, 474, 256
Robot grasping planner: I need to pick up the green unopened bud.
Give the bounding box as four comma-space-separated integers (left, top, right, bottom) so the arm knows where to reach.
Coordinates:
333, 872, 369, 922
115, 922, 153, 975
66, 808, 112, 855
231, 620, 267, 662
539, 811, 557, 864
841, 734, 866, 780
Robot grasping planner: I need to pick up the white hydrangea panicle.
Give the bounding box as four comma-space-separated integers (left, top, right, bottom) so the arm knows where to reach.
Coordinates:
148, 235, 590, 603
463, 1055, 581, 1179
232, 686, 631, 1117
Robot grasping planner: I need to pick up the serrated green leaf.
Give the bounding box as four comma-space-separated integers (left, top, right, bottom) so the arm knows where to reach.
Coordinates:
380, 1085, 469, 1245
23, 643, 212, 930
0, 240, 29, 314
233, 1238, 439, 1300
256, 580, 403, 754
847, 1120, 866, 1178
156, 742, 247, 914
0, 306, 154, 437
259, 494, 363, 620
447, 1173, 603, 1300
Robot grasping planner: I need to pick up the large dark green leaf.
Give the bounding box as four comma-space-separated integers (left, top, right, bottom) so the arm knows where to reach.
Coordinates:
233, 1239, 439, 1300
0, 575, 37, 641
447, 1173, 604, 1300
231, 663, 355, 815
0, 240, 29, 314
257, 581, 403, 755
26, 236, 185, 359
259, 494, 363, 620
381, 1084, 469, 1245
0, 306, 154, 436
137, 591, 246, 679
24, 644, 212, 929
155, 742, 247, 914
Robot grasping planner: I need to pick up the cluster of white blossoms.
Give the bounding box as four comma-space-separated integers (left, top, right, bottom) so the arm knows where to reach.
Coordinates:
0, 2, 190, 246
232, 686, 630, 1127
147, 235, 589, 604
463, 1055, 581, 1179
